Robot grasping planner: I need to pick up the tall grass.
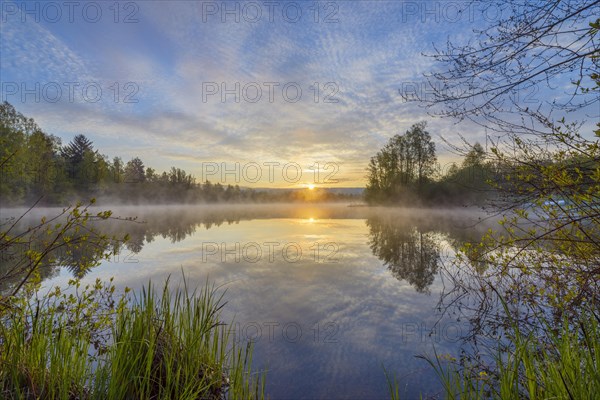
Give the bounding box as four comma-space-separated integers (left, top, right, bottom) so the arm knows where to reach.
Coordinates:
0, 279, 264, 399
417, 310, 600, 399
383, 365, 401, 400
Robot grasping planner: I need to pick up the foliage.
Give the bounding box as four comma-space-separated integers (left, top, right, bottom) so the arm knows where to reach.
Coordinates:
418, 0, 599, 136
0, 185, 264, 399
401, 3, 600, 398
365, 122, 438, 204
436, 145, 498, 207
365, 129, 494, 206
0, 102, 358, 205
0, 278, 264, 399
436, 73, 600, 343
61, 134, 94, 166
124, 157, 146, 184
0, 200, 128, 302
482, 127, 599, 312
418, 302, 600, 400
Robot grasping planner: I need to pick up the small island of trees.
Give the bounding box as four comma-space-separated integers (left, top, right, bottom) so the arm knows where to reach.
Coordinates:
365, 122, 493, 206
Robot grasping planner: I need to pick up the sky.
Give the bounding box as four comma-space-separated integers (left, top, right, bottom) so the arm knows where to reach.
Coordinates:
1, 1, 597, 188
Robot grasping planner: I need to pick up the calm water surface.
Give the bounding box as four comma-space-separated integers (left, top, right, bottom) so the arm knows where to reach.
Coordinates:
26, 204, 490, 399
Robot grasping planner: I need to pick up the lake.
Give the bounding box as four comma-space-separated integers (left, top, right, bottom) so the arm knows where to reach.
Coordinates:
5, 203, 491, 399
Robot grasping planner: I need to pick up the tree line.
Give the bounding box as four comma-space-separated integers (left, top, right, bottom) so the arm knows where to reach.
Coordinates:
0, 102, 355, 206
365, 122, 495, 206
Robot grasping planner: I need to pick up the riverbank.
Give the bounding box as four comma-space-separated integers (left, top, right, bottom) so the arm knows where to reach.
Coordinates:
0, 278, 264, 399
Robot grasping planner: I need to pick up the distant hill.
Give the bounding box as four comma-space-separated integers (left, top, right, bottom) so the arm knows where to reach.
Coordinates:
320, 187, 364, 196
248, 187, 364, 196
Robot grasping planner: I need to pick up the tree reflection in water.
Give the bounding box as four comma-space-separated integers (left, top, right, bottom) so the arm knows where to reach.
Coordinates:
366, 216, 440, 293
2, 205, 491, 295
0, 207, 253, 290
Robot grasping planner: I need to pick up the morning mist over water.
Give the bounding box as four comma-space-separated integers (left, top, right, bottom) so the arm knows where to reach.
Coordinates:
6, 203, 491, 399
2, 0, 599, 398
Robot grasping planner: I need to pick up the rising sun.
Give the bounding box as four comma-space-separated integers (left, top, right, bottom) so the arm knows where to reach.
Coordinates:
308, 184, 315, 190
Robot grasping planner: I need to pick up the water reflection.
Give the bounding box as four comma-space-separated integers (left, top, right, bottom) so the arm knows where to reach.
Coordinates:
2, 205, 490, 292
2, 204, 495, 399
0, 207, 249, 290
367, 216, 440, 293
